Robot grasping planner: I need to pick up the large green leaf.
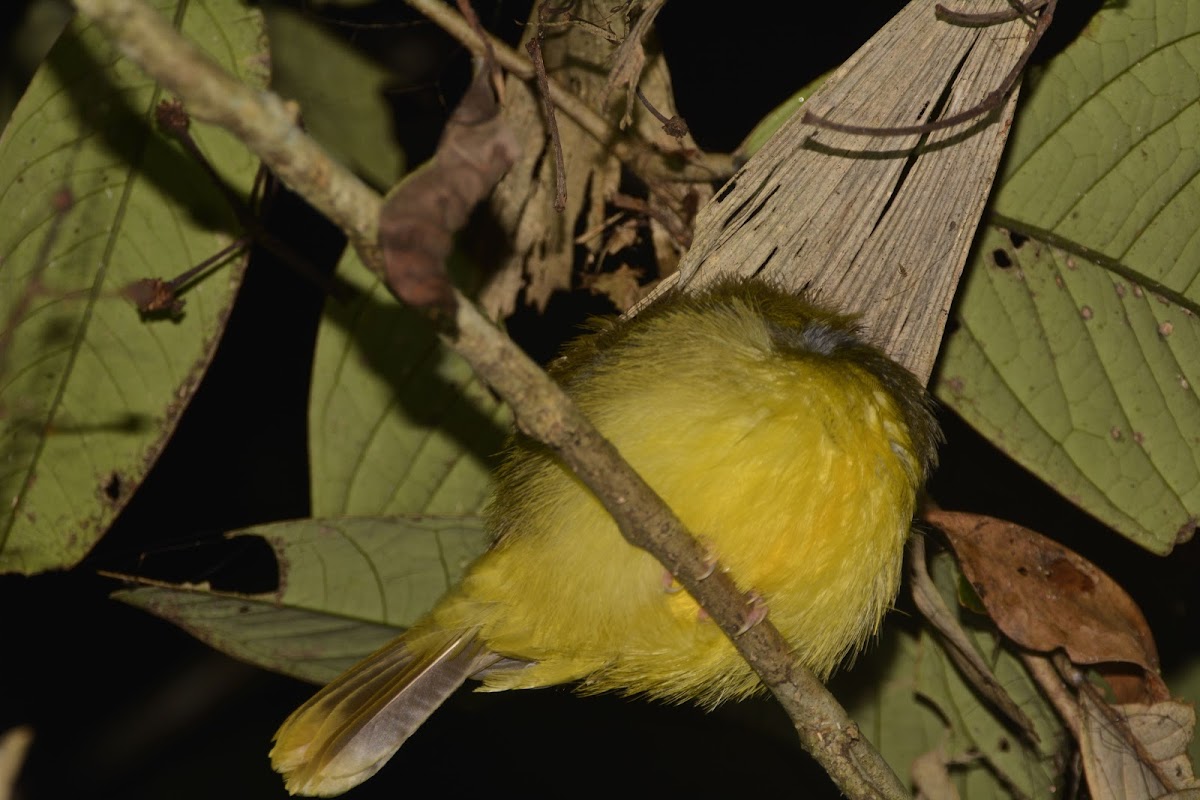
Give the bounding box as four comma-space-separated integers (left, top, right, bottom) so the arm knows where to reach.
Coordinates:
265, 5, 404, 191
839, 553, 1062, 798
941, 229, 1198, 550
994, 0, 1200, 286
114, 515, 490, 683
937, 0, 1200, 553
0, 0, 266, 574
309, 249, 510, 516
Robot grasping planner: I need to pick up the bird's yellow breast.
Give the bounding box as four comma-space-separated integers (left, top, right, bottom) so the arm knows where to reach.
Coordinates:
269, 281, 939, 797
427, 286, 931, 705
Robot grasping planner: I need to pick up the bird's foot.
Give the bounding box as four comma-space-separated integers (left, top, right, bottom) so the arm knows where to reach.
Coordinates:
735, 591, 768, 635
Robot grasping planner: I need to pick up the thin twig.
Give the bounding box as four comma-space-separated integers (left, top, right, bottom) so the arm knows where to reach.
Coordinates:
574, 210, 625, 246
1021, 651, 1082, 738
544, 13, 620, 44
123, 236, 251, 318
1063, 653, 1179, 791
909, 535, 1040, 745
70, 2, 907, 797
635, 86, 689, 139
164, 235, 250, 293
154, 99, 339, 297
74, 0, 383, 253
453, 0, 504, 99
610, 192, 691, 247
1028, 650, 1180, 792
526, 2, 568, 212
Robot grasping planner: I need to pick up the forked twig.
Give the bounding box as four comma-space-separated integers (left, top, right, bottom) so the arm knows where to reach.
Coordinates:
610, 192, 691, 247
122, 235, 252, 318
135, 99, 339, 315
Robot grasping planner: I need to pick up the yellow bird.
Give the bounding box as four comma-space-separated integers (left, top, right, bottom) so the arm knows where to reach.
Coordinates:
271, 278, 940, 796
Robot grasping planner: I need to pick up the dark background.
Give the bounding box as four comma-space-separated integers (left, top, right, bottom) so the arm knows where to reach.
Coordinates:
2, 1, 1194, 798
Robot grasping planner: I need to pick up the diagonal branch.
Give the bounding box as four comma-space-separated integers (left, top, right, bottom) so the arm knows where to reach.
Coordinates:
69, 1, 907, 797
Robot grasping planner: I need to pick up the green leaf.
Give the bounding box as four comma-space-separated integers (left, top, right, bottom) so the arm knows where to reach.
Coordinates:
309, 249, 510, 516
0, 0, 266, 575
941, 229, 1198, 552
113, 515, 490, 683
994, 1, 1200, 291
265, 5, 404, 191
924, 555, 1061, 798
835, 627, 950, 786
734, 71, 829, 161
840, 554, 1062, 798
936, 0, 1200, 553
913, 629, 1059, 798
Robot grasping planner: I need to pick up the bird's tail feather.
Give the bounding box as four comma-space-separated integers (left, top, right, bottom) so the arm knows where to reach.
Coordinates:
271, 629, 497, 797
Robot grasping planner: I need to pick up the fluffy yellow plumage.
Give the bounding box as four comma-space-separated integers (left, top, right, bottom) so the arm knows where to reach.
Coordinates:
271, 279, 939, 796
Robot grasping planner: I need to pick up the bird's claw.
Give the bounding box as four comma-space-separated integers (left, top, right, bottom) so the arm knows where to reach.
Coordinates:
735, 591, 768, 635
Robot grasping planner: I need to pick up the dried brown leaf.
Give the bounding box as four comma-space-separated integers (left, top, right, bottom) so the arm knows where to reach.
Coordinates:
597, 0, 666, 129
911, 742, 961, 800
379, 71, 519, 313
479, 14, 616, 316
928, 510, 1167, 702
582, 263, 645, 312
1080, 694, 1199, 800
655, 0, 1031, 381
479, 3, 703, 318
602, 218, 640, 255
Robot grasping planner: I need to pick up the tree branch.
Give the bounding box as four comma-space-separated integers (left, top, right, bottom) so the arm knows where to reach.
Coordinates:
69, 1, 906, 797
67, 0, 382, 253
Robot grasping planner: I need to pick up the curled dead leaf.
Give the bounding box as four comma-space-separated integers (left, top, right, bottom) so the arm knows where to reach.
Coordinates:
597, 0, 666, 130
379, 70, 519, 315
1079, 693, 1199, 800
926, 510, 1167, 703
